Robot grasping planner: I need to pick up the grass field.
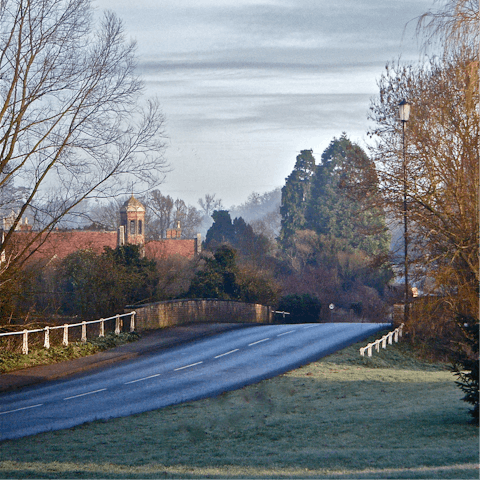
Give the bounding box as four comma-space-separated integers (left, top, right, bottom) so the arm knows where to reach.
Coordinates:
0, 333, 478, 479
0, 332, 140, 373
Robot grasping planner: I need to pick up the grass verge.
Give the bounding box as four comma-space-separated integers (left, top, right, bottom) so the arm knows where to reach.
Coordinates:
0, 333, 478, 479
0, 332, 140, 374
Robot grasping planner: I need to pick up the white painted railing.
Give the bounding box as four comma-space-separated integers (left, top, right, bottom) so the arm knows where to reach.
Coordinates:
274, 311, 291, 320
359, 323, 404, 357
0, 312, 136, 355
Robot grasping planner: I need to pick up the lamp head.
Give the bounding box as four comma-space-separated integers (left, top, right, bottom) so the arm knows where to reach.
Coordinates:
398, 99, 411, 122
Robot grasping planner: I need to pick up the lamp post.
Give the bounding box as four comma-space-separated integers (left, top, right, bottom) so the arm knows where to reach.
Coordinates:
399, 99, 411, 324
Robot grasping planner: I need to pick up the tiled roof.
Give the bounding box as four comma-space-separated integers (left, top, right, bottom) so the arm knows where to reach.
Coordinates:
7, 230, 197, 262
146, 239, 197, 259
9, 230, 117, 262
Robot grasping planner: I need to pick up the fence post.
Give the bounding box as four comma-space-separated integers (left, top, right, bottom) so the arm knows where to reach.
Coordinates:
130, 312, 136, 332
44, 326, 50, 349
115, 314, 121, 335
22, 329, 28, 355
359, 324, 405, 358
81, 321, 87, 343
63, 324, 69, 346
100, 319, 105, 337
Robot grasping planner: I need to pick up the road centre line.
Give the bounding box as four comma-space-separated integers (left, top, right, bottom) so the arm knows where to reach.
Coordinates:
277, 330, 295, 336
0, 404, 43, 415
174, 361, 203, 371
214, 349, 239, 359
64, 388, 107, 401
303, 325, 319, 329
125, 373, 161, 385
248, 338, 270, 346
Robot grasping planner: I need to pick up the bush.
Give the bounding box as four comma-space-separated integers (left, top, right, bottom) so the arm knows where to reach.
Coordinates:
185, 245, 279, 305
276, 294, 322, 323
451, 314, 479, 423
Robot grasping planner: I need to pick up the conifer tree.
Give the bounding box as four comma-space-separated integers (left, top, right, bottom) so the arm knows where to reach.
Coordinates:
451, 314, 479, 422
306, 135, 390, 258
279, 149, 316, 247
204, 210, 236, 247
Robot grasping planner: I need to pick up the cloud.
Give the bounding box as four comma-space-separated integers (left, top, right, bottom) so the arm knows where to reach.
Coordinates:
100, 0, 428, 65
92, 0, 433, 205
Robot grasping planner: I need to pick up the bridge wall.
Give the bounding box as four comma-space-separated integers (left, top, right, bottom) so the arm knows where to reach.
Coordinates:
126, 299, 273, 331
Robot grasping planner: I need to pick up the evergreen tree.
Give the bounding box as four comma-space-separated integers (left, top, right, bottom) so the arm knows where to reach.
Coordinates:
279, 150, 316, 247
451, 314, 479, 423
186, 244, 278, 304
204, 210, 235, 247
204, 211, 270, 262
58, 245, 158, 318
306, 134, 390, 258
186, 245, 240, 300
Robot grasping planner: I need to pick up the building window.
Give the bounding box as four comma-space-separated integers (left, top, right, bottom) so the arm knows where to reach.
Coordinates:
138, 220, 142, 235
130, 220, 135, 235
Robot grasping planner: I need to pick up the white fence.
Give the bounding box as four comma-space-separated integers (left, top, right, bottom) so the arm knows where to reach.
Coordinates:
359, 323, 404, 357
0, 312, 136, 355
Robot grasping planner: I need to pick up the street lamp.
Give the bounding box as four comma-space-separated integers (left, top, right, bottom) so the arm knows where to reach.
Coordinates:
399, 99, 411, 324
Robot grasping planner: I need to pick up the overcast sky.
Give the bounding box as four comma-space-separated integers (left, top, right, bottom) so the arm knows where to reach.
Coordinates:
94, 0, 434, 208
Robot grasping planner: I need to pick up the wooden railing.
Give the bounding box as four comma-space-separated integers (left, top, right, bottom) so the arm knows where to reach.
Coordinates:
0, 312, 136, 355
359, 323, 404, 357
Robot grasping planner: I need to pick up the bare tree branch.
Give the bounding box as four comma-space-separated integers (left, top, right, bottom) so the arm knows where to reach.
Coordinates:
0, 0, 168, 277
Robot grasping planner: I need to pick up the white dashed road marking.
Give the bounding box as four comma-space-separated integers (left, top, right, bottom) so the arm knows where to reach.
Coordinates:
248, 338, 270, 346
64, 388, 107, 401
277, 330, 295, 336
124, 374, 161, 385
174, 361, 203, 371
0, 404, 43, 415
214, 349, 239, 359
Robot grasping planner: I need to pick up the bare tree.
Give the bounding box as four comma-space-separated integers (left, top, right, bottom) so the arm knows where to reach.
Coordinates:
88, 198, 125, 230
198, 193, 223, 217
172, 199, 203, 238
416, 0, 479, 54
146, 190, 174, 239
0, 0, 167, 278
369, 51, 479, 320
146, 190, 202, 239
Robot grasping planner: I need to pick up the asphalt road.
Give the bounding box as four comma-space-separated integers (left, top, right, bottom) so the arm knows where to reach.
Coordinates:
0, 322, 389, 441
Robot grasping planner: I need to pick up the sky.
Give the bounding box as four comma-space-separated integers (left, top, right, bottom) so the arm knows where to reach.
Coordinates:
94, 0, 434, 208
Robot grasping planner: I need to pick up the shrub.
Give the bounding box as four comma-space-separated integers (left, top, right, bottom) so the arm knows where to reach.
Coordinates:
276, 294, 321, 323
451, 314, 479, 423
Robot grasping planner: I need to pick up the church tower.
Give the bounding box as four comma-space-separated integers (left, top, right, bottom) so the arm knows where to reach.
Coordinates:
118, 195, 145, 246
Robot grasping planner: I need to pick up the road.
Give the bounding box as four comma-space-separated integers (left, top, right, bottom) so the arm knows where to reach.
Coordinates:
0, 322, 389, 441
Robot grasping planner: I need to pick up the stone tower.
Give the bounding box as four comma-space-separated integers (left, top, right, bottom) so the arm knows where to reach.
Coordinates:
118, 195, 145, 246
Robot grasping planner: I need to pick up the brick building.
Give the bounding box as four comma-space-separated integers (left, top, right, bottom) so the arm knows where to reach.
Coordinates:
1, 195, 201, 264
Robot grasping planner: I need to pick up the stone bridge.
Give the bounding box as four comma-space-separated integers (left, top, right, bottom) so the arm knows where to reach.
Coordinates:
125, 298, 273, 331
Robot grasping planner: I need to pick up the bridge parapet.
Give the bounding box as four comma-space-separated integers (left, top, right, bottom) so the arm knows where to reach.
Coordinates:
125, 299, 273, 331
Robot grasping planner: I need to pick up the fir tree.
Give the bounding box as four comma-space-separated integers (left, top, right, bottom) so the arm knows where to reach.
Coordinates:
451, 314, 479, 423
279, 149, 316, 247
205, 211, 270, 261
204, 210, 236, 247
306, 134, 390, 259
